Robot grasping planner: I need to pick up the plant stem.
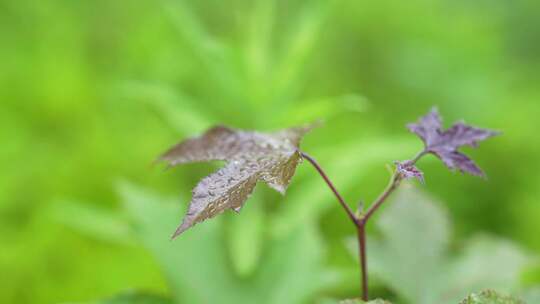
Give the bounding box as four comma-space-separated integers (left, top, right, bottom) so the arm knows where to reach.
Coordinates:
411, 150, 427, 164
300, 152, 359, 225
300, 150, 427, 301
362, 149, 427, 223
362, 172, 401, 222
355, 149, 427, 300
357, 223, 368, 300
301, 151, 367, 299
354, 172, 401, 301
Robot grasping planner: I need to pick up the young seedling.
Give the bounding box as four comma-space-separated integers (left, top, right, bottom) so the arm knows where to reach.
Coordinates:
157, 108, 499, 301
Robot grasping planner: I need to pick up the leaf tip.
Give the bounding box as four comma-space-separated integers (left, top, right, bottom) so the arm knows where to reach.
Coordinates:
271, 184, 288, 195
232, 206, 242, 213
171, 222, 190, 240
489, 129, 502, 138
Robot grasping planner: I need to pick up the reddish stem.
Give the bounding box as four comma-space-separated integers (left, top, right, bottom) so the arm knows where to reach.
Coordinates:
300, 152, 359, 225
363, 173, 401, 222
358, 223, 368, 300
300, 150, 426, 301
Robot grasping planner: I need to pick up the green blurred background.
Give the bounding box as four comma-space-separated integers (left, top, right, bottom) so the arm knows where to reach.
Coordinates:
1, 0, 540, 303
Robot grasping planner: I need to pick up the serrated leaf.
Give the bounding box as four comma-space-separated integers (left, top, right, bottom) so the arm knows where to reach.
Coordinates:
407, 108, 499, 176
459, 290, 524, 304
157, 124, 316, 237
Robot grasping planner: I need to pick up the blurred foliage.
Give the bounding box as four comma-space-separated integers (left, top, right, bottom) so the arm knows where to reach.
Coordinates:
321, 299, 391, 304
1, 0, 540, 303
323, 299, 391, 304
62, 182, 328, 304
458, 290, 524, 304
347, 187, 531, 304
521, 288, 540, 303
85, 292, 174, 304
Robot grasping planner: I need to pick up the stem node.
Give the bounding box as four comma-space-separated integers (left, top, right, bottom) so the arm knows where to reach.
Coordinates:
301, 150, 427, 301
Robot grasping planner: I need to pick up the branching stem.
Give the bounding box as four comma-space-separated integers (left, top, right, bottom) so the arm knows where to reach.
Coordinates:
301, 149, 427, 301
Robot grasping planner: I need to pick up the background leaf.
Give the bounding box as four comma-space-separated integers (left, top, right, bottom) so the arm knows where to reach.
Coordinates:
50, 199, 135, 245
225, 192, 265, 277
442, 236, 529, 301
318, 298, 392, 304
348, 187, 530, 304
93, 292, 173, 304
2, 0, 540, 302
366, 186, 450, 304
458, 290, 524, 304
521, 287, 540, 303
117, 182, 326, 304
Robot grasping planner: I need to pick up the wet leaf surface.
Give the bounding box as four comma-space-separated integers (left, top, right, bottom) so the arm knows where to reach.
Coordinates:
158, 124, 315, 237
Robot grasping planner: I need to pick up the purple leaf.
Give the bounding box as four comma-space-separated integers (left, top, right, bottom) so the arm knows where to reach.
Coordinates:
396, 161, 425, 184
407, 108, 499, 177
157, 124, 316, 238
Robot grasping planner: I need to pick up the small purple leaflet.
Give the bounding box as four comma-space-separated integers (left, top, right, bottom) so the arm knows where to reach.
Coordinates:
407, 108, 499, 177
395, 161, 425, 184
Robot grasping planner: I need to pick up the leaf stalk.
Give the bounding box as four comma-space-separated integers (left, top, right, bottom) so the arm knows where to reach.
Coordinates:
300, 149, 427, 301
